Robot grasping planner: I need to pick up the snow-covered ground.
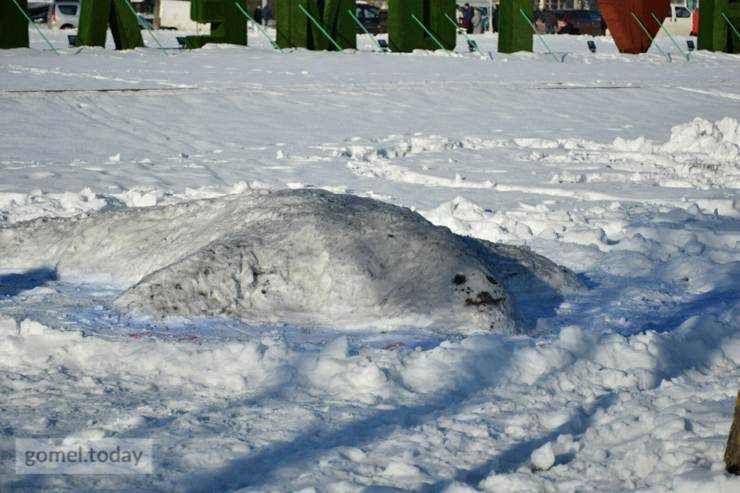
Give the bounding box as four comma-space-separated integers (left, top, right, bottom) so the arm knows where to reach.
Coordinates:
1, 28, 739, 492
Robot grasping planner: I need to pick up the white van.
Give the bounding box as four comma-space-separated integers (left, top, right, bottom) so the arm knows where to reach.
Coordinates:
47, 1, 79, 30
158, 0, 208, 32
660, 3, 694, 37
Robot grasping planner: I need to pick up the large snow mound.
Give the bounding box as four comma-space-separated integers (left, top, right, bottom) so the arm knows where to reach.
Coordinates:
0, 190, 580, 333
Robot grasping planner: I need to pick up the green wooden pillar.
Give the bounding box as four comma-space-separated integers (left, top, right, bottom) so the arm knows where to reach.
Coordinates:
698, 0, 740, 54
78, 0, 144, 50
185, 0, 248, 49
277, 0, 308, 49
0, 0, 29, 49
388, 0, 456, 53
277, 0, 355, 51
312, 0, 355, 50
498, 0, 532, 54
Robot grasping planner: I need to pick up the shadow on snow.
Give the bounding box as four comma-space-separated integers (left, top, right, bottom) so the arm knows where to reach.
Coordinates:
0, 267, 58, 298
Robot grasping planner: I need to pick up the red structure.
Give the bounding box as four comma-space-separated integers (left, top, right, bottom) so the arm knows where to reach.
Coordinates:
601, 0, 670, 54
693, 9, 700, 36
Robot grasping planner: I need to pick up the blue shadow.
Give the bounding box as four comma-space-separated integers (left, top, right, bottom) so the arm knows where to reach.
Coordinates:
420, 393, 618, 491
0, 267, 58, 297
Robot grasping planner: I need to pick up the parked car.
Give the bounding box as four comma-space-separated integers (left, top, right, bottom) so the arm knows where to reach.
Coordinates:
660, 4, 693, 37
47, 1, 153, 32
555, 10, 606, 36
47, 1, 79, 30
355, 1, 387, 34
28, 2, 50, 23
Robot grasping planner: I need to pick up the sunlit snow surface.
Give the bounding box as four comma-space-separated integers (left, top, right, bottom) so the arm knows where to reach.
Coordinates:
1, 29, 739, 492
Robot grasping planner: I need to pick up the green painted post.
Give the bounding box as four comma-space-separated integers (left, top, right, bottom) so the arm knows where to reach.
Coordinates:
724, 12, 740, 43
277, 0, 308, 49
314, 0, 355, 51
388, 0, 456, 53
110, 0, 146, 49
299, 3, 343, 51
4, 0, 60, 53
121, 0, 166, 53
277, 0, 354, 51
298, 5, 342, 51
78, 0, 112, 47
410, 13, 449, 52
185, 0, 247, 49
698, 0, 740, 53
8, 0, 58, 53
498, 0, 532, 54
78, 0, 144, 50
1, 0, 29, 49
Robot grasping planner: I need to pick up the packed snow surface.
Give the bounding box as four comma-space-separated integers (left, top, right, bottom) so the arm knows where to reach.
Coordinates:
1, 29, 739, 492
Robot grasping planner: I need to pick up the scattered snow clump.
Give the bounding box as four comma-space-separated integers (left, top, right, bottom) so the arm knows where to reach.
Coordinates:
530, 442, 556, 471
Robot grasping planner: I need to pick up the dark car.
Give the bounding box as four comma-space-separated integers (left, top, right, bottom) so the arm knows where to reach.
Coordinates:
28, 2, 50, 23
355, 2, 387, 34
556, 9, 605, 36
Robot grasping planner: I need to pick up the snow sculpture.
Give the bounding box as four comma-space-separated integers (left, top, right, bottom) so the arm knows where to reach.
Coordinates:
276, 0, 356, 51
699, 0, 740, 54
387, 0, 456, 53
77, 0, 144, 50
600, 0, 669, 54
498, 0, 533, 54
0, 0, 28, 49
185, 0, 248, 49
0, 190, 580, 333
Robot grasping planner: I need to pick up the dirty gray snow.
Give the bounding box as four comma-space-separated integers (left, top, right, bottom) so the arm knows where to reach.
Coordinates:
1, 189, 579, 333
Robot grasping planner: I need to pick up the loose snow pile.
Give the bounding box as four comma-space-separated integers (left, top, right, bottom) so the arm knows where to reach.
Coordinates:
0, 181, 262, 225
614, 117, 740, 162
2, 311, 738, 491
0, 189, 579, 333
335, 118, 740, 190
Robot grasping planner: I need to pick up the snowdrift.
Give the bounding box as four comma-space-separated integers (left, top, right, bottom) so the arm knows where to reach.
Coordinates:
0, 190, 580, 333
614, 117, 740, 162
